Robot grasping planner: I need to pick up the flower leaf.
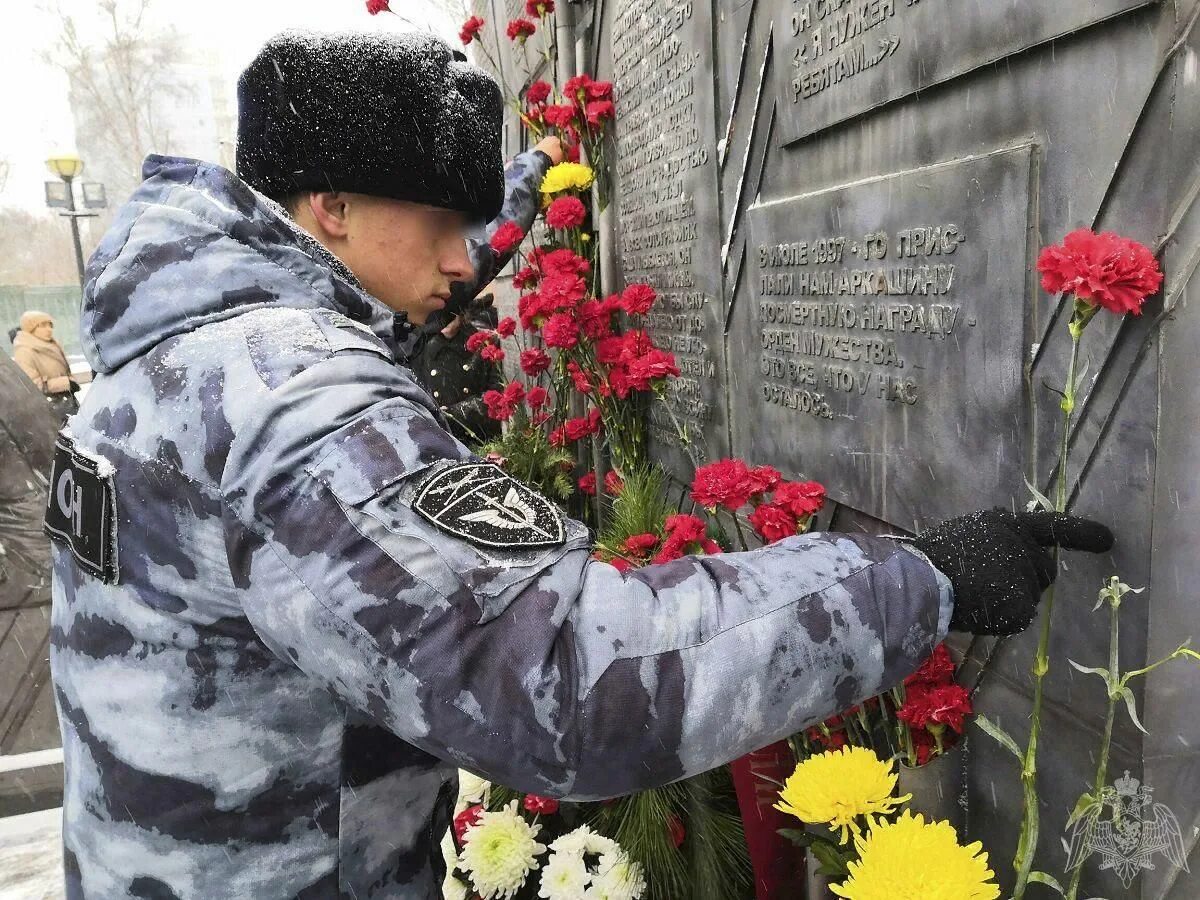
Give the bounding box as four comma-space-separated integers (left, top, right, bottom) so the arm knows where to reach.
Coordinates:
1072, 354, 1092, 395
972, 714, 1023, 760
1067, 659, 1111, 683
1023, 476, 1056, 513
1066, 792, 1100, 828
1029, 871, 1066, 894
810, 840, 851, 877
1119, 686, 1148, 734
777, 828, 819, 848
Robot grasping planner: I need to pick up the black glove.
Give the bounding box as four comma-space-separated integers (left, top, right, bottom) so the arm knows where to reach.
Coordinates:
912, 509, 1114, 636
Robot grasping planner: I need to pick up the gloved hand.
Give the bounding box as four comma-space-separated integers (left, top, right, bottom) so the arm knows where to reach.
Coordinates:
913, 509, 1114, 636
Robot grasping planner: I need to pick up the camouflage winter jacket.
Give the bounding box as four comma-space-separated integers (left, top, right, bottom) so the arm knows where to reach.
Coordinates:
49, 155, 953, 899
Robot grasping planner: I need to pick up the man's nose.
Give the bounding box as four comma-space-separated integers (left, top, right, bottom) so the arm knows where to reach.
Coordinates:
440, 238, 474, 283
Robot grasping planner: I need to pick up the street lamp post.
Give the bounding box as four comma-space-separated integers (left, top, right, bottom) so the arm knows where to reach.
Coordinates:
45, 155, 98, 289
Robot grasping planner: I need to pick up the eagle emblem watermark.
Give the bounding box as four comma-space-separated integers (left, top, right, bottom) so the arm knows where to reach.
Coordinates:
1065, 771, 1189, 889
414, 462, 565, 550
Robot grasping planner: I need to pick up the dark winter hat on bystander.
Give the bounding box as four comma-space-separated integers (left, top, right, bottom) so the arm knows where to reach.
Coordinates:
236, 29, 504, 220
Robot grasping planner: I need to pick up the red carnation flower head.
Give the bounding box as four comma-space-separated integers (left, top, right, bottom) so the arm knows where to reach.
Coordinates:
586, 80, 614, 101
563, 411, 600, 442
502, 381, 526, 406
1036, 228, 1163, 317
548, 426, 566, 447
496, 317, 517, 338
609, 556, 633, 573
563, 74, 593, 106
459, 15, 485, 44
578, 300, 614, 341
667, 814, 686, 849
541, 312, 580, 349
483, 389, 516, 421
749, 503, 798, 544
489, 221, 525, 255
366, 0, 390, 15
746, 465, 782, 497
690, 458, 753, 511
566, 360, 593, 394
526, 80, 553, 105
619, 283, 656, 316
542, 104, 578, 129
506, 18, 537, 41
526, 385, 549, 409
773, 480, 826, 519
623, 532, 660, 557
540, 248, 590, 278
523, 793, 560, 815
480, 344, 505, 363
454, 804, 483, 843
525, 0, 555, 17
905, 643, 957, 687
513, 266, 539, 291
626, 348, 680, 391
595, 334, 625, 365
518, 292, 555, 330
519, 347, 551, 376
546, 195, 587, 230
465, 331, 492, 353
897, 682, 973, 734
565, 140, 581, 163
578, 472, 597, 495
604, 470, 625, 496
585, 99, 615, 127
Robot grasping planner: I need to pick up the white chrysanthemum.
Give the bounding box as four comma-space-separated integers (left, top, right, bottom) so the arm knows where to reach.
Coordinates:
549, 825, 620, 857
585, 855, 646, 900
459, 801, 546, 899
442, 874, 471, 900
458, 770, 492, 806
538, 850, 590, 900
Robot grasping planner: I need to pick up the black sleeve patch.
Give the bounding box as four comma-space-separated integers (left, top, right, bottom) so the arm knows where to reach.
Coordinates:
43, 436, 120, 583
413, 462, 565, 550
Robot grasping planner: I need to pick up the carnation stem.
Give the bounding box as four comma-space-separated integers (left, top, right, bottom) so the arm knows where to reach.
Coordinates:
729, 511, 750, 552
1012, 317, 1082, 898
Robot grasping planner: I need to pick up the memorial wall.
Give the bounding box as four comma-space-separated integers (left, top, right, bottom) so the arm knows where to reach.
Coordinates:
483, 0, 1200, 895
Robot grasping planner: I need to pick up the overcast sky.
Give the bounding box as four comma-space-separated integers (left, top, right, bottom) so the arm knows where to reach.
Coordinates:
0, 0, 462, 212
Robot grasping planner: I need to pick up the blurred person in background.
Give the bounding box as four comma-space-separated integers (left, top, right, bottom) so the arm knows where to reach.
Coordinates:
12, 311, 91, 419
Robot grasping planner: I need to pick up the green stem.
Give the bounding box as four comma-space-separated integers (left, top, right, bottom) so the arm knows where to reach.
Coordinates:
1065, 597, 1121, 900
729, 510, 750, 552
1013, 325, 1081, 898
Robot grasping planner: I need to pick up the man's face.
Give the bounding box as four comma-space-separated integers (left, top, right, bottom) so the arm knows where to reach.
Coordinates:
297, 192, 475, 326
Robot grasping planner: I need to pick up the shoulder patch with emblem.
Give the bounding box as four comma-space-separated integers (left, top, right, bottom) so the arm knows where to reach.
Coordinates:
43, 435, 120, 583
413, 462, 565, 550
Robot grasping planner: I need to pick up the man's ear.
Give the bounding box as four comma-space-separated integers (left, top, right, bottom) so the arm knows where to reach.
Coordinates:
305, 192, 352, 239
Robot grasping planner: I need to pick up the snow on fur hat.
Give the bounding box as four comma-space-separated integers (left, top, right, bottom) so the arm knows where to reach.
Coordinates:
237, 30, 504, 221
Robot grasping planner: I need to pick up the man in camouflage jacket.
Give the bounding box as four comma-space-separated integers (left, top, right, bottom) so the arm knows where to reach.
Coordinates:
47, 30, 1112, 899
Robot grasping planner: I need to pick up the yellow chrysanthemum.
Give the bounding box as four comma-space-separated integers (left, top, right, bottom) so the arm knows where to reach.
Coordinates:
774, 746, 910, 844
831, 811, 1000, 900
540, 162, 595, 200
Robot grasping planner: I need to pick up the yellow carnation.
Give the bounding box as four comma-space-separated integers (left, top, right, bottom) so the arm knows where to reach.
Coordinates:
831, 811, 1000, 900
540, 162, 595, 201
774, 746, 909, 844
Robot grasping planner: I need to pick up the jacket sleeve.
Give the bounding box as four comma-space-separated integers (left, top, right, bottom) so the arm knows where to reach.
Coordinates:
222, 351, 953, 800
461, 149, 552, 298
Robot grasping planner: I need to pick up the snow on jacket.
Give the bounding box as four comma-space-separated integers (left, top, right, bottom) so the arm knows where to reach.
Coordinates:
49, 154, 953, 899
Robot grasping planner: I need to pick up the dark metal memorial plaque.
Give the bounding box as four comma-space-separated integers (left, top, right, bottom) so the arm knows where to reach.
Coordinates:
772, 0, 1158, 144
743, 145, 1034, 530
612, 0, 725, 473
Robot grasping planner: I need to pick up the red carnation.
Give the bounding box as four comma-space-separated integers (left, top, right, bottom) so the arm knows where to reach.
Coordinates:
563, 74, 593, 107
563, 410, 600, 442
1036, 228, 1163, 316
520, 348, 551, 376
691, 459, 753, 511
541, 313, 580, 349
626, 348, 680, 391
619, 283, 656, 316
480, 344, 505, 363
506, 18, 537, 41
366, 0, 390, 14
585, 99, 615, 127
542, 104, 578, 129
549, 426, 566, 447
746, 465, 782, 496
623, 533, 660, 557
502, 381, 526, 406
526, 80, 553, 105
483, 389, 515, 421
566, 361, 593, 394
773, 480, 826, 518
578, 473, 597, 495
897, 682, 973, 734
523, 793, 560, 815
749, 503, 798, 544
604, 470, 624, 496
496, 317, 517, 338
667, 814, 686, 849
538, 248, 590, 277
539, 271, 588, 310
525, 0, 555, 16
459, 15, 485, 44
526, 385, 549, 409
609, 556, 633, 574
466, 331, 492, 353
546, 195, 587, 230
513, 266, 539, 290
453, 804, 483, 843
905, 643, 956, 687
586, 80, 614, 101
489, 221, 525, 255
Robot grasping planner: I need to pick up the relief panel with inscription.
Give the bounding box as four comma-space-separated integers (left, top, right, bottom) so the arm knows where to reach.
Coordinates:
737, 146, 1034, 530
612, 0, 727, 474
773, 0, 1158, 144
